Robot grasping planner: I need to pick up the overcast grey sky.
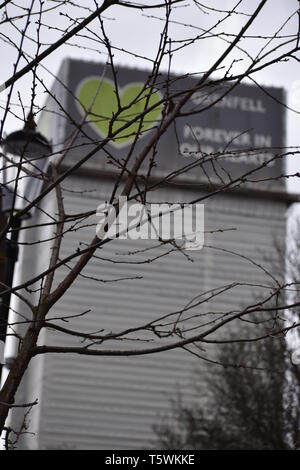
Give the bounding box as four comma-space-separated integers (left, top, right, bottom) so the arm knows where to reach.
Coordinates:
1, 0, 299, 192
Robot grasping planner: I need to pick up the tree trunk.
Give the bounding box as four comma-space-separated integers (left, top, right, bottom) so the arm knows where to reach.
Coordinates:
0, 305, 46, 433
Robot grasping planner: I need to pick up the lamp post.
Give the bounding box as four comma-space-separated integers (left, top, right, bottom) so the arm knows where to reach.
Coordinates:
0, 114, 52, 382
0, 192, 7, 374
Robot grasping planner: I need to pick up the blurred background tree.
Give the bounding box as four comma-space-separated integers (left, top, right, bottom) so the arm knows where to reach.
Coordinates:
154, 333, 300, 450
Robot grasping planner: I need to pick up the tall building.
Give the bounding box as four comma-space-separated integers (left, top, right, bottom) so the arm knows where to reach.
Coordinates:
5, 59, 296, 449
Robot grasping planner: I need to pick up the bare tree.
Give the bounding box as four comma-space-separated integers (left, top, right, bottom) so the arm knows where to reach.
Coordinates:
154, 224, 300, 450
0, 0, 299, 443
153, 332, 300, 449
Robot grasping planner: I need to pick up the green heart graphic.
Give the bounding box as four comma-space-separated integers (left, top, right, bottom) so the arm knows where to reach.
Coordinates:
77, 78, 162, 147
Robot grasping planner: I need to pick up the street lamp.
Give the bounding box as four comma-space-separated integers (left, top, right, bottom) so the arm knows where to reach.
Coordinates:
1, 113, 52, 213
0, 113, 52, 381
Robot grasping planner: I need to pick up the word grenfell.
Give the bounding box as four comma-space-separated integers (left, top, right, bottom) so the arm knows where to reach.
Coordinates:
191, 91, 266, 113
96, 196, 204, 251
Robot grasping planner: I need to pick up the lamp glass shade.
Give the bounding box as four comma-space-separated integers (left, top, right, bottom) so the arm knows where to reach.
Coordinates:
1, 129, 52, 215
